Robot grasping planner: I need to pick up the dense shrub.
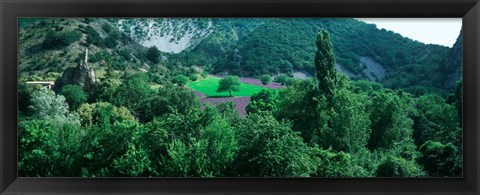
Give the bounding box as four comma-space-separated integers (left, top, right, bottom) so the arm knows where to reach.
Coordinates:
42, 30, 82, 49
85, 26, 103, 47
104, 36, 119, 48
146, 46, 160, 64
259, 74, 272, 85
171, 75, 189, 86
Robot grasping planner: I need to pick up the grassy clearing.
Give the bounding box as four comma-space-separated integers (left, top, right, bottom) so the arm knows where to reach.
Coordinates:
187, 76, 268, 97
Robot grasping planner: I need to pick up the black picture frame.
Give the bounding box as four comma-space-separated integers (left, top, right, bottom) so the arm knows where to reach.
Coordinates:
1, 0, 479, 194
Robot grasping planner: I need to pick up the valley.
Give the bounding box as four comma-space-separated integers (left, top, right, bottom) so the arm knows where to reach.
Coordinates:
17, 18, 463, 178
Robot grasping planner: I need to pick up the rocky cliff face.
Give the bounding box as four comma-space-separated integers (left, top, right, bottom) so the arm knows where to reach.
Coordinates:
55, 48, 96, 90
443, 31, 462, 89
360, 56, 386, 82
115, 18, 213, 54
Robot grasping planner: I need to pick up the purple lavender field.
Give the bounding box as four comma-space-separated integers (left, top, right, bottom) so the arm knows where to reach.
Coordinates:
200, 96, 251, 115
238, 77, 283, 89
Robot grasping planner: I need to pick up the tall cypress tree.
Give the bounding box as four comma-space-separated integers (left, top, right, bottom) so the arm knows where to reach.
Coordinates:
315, 29, 337, 105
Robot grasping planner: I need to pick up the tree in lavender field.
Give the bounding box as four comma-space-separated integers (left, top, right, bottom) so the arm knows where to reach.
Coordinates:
259, 74, 272, 85
216, 76, 241, 97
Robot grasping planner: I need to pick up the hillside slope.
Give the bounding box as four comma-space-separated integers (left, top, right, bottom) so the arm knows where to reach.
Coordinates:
442, 31, 462, 89
211, 18, 451, 91
18, 18, 170, 83
114, 18, 452, 92
19, 18, 458, 95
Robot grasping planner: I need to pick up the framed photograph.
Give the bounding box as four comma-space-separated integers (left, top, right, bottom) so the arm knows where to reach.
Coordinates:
1, 0, 479, 194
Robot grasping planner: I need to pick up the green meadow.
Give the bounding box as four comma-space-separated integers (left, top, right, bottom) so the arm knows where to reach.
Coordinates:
187, 76, 267, 97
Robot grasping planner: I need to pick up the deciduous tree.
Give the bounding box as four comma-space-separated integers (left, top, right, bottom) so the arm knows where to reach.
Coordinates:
418, 141, 461, 177
246, 89, 278, 114
367, 90, 415, 152
171, 75, 189, 87
59, 84, 88, 111
413, 94, 460, 147
234, 114, 318, 177
259, 74, 272, 85
216, 76, 241, 97
315, 29, 337, 105
146, 46, 160, 64
376, 155, 425, 177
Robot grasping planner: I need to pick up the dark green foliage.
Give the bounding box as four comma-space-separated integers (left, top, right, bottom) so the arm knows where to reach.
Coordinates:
283, 77, 296, 86
165, 113, 237, 177
18, 83, 42, 116
367, 90, 415, 151
412, 94, 461, 147
418, 141, 461, 177
278, 41, 369, 154
138, 85, 200, 122
110, 57, 129, 71
171, 75, 189, 86
315, 29, 337, 104
259, 74, 272, 85
313, 33, 368, 154
455, 80, 462, 124
18, 120, 82, 176
402, 86, 446, 97
133, 107, 238, 177
216, 76, 241, 96
84, 24, 121, 48
112, 143, 154, 176
111, 74, 153, 115
376, 155, 425, 177
213, 19, 316, 76
117, 49, 132, 61
89, 51, 108, 63
78, 120, 148, 176
42, 30, 82, 49
85, 26, 104, 47
278, 75, 370, 153
146, 46, 160, 64
59, 85, 88, 111
324, 83, 371, 153
234, 114, 318, 177
275, 80, 327, 143
90, 77, 121, 103
246, 89, 278, 114
350, 80, 383, 94
101, 23, 114, 33
141, 118, 170, 175
104, 36, 119, 48
349, 148, 377, 176
189, 74, 199, 81
312, 147, 353, 177
274, 74, 289, 85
